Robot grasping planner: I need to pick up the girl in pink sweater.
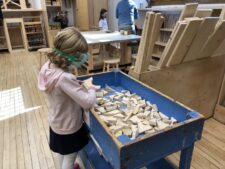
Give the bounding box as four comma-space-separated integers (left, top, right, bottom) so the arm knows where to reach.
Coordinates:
38, 27, 96, 169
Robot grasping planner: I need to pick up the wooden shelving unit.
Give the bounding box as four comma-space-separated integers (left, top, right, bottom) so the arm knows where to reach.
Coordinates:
23, 16, 47, 50
0, 26, 8, 50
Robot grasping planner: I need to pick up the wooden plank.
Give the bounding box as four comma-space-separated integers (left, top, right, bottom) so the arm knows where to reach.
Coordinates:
198, 20, 225, 59
179, 3, 198, 21
140, 55, 225, 118
217, 74, 225, 105
142, 14, 164, 71
157, 21, 187, 68
167, 19, 202, 66
134, 12, 155, 73
19, 0, 27, 9
214, 104, 225, 124
194, 9, 213, 18
184, 17, 219, 62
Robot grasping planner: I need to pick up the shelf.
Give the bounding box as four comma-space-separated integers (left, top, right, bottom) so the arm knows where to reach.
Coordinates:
26, 32, 43, 35
28, 45, 46, 50
2, 9, 43, 12
0, 36, 6, 39
24, 22, 42, 26
46, 5, 61, 8
160, 28, 173, 32
155, 41, 167, 47
152, 53, 162, 59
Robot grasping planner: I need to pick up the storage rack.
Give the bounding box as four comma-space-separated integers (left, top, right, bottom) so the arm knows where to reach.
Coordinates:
23, 16, 47, 50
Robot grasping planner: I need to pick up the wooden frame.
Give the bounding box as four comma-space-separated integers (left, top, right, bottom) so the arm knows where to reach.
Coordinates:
3, 18, 28, 53
1, 0, 27, 9
214, 72, 225, 124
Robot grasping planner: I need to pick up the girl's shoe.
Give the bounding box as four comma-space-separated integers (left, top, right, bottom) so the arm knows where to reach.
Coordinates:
74, 163, 80, 169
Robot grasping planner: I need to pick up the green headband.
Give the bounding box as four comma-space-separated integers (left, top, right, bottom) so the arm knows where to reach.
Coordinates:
53, 48, 82, 62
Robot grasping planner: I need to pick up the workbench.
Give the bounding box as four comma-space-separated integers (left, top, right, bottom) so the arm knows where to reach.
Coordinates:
81, 31, 141, 72
78, 71, 204, 169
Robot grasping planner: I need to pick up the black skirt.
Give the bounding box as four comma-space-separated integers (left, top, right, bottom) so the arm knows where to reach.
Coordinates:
49, 123, 90, 155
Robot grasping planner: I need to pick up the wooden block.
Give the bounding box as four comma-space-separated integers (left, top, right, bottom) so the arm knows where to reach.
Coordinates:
138, 122, 153, 134
194, 9, 212, 18
213, 104, 225, 124
131, 125, 139, 139
142, 14, 164, 71
184, 17, 219, 62
122, 128, 132, 137
134, 12, 155, 73
104, 110, 121, 116
179, 3, 198, 21
167, 19, 202, 66
158, 21, 187, 68
157, 121, 169, 130
198, 20, 225, 59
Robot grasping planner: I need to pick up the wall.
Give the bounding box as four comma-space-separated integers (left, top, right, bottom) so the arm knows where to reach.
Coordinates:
108, 0, 147, 31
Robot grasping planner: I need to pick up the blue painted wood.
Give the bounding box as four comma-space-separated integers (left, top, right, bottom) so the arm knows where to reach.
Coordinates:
179, 144, 194, 169
80, 139, 175, 169
78, 71, 204, 169
90, 112, 121, 169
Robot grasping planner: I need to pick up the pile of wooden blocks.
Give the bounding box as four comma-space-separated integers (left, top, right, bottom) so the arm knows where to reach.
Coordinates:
132, 3, 225, 75
94, 86, 177, 139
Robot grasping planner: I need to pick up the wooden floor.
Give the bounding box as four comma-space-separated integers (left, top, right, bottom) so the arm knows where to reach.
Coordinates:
0, 51, 225, 169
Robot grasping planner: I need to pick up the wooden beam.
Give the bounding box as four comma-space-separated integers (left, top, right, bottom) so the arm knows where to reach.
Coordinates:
19, 0, 27, 9
134, 12, 155, 73
194, 9, 213, 18
184, 17, 219, 62
198, 20, 225, 59
142, 14, 164, 71
179, 3, 198, 21
167, 19, 202, 66
157, 21, 187, 68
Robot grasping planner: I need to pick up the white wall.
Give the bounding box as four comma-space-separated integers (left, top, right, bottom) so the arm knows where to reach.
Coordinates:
108, 0, 147, 31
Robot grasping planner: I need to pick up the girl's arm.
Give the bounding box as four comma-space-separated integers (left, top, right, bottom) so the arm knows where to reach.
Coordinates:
59, 74, 96, 109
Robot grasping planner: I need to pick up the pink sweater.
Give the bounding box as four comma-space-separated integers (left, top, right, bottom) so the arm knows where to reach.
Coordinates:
38, 61, 96, 135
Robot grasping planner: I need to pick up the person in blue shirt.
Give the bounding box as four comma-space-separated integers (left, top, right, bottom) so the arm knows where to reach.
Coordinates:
116, 0, 139, 34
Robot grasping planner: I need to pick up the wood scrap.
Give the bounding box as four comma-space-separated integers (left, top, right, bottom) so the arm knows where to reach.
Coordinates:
95, 85, 177, 140
179, 3, 198, 21
134, 12, 155, 73
184, 17, 219, 62
158, 21, 187, 68
167, 18, 202, 66
198, 20, 225, 59
194, 9, 212, 18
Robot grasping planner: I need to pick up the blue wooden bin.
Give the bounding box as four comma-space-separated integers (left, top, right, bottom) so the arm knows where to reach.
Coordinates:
78, 71, 204, 169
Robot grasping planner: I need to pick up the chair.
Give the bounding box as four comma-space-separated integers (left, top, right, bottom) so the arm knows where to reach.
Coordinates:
102, 44, 121, 72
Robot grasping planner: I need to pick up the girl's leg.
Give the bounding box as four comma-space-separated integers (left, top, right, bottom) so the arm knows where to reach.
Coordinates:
56, 153, 64, 169
62, 152, 78, 169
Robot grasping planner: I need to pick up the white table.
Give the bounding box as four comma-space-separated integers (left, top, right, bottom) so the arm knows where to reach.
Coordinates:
81, 31, 141, 72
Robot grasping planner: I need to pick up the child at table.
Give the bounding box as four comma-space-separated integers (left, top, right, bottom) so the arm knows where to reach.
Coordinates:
38, 27, 97, 169
99, 8, 108, 30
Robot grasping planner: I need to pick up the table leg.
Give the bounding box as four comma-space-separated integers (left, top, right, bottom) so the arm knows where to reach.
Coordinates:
179, 144, 194, 169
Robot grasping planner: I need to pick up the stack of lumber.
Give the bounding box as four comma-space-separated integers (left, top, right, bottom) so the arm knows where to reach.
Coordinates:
131, 3, 225, 76
134, 12, 164, 74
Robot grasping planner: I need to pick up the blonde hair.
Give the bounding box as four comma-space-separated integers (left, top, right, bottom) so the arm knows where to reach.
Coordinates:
48, 27, 88, 71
